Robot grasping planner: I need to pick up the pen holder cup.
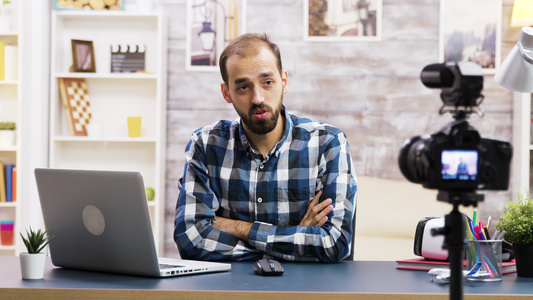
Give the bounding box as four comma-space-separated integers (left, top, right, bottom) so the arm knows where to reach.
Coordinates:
466, 240, 502, 281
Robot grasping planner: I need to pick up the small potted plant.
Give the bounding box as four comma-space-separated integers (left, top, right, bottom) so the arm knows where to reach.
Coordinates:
0, 121, 16, 147
496, 189, 533, 277
19, 227, 54, 280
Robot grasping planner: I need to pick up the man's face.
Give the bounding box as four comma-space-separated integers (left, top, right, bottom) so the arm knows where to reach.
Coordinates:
221, 46, 288, 136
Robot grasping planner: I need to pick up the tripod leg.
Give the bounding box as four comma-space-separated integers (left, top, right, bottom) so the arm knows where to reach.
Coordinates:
445, 205, 465, 300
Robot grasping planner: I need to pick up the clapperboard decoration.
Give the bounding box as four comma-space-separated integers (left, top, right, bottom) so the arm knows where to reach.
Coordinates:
111, 44, 146, 73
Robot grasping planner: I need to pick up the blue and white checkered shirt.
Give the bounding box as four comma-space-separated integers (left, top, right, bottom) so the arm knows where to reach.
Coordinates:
174, 108, 357, 262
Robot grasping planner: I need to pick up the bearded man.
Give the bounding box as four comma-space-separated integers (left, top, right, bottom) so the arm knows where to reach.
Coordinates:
174, 33, 357, 262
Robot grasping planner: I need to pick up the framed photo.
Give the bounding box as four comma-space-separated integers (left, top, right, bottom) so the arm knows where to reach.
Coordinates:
186, 0, 247, 72
304, 0, 382, 42
439, 0, 502, 74
54, 0, 124, 10
71, 39, 96, 73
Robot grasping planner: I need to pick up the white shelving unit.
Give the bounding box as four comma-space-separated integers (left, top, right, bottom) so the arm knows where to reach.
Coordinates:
49, 10, 167, 254
512, 92, 533, 195
0, 0, 22, 257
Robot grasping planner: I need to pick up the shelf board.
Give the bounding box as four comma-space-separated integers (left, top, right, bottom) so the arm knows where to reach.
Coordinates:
0, 32, 18, 36
0, 81, 18, 85
0, 202, 17, 207
53, 136, 157, 143
0, 146, 18, 152
55, 73, 157, 80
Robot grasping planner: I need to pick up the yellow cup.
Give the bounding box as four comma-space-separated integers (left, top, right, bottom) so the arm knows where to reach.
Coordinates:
127, 116, 142, 138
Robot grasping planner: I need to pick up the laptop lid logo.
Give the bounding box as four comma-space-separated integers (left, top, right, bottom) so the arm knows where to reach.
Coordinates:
82, 205, 105, 236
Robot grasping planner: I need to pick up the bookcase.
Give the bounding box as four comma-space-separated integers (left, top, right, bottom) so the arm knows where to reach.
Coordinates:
49, 11, 168, 254
0, 0, 21, 257
512, 92, 533, 195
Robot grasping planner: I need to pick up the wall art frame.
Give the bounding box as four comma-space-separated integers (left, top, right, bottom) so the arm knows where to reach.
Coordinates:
439, 0, 502, 74
71, 39, 96, 73
304, 0, 382, 42
186, 0, 247, 72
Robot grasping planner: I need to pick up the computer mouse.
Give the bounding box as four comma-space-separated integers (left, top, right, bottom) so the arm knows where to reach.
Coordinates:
253, 259, 284, 276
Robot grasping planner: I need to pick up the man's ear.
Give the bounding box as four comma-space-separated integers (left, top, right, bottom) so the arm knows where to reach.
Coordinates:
281, 70, 289, 94
221, 83, 232, 103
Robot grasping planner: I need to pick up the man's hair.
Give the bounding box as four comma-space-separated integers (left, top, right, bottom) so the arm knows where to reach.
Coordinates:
219, 33, 283, 85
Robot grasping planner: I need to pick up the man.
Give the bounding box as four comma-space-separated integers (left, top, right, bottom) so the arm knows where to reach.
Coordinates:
456, 157, 469, 176
174, 33, 357, 262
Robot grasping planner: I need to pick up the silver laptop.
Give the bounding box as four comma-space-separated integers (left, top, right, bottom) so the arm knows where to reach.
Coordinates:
34, 168, 231, 277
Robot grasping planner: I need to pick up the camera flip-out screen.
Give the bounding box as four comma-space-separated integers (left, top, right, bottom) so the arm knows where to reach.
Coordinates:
441, 149, 478, 182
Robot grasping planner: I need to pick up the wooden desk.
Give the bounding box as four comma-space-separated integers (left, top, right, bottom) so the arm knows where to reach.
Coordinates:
1, 256, 532, 299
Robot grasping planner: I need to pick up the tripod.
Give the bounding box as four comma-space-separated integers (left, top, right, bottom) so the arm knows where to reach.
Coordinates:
432, 190, 483, 300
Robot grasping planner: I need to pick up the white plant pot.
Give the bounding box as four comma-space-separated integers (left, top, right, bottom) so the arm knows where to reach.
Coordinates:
0, 130, 15, 147
20, 252, 46, 280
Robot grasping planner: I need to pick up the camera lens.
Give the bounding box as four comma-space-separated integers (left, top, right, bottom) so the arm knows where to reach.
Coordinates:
398, 136, 430, 184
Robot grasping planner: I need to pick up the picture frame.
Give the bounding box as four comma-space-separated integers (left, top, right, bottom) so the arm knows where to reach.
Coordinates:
439, 0, 502, 74
54, 0, 124, 10
71, 39, 96, 73
186, 0, 247, 72
304, 0, 382, 42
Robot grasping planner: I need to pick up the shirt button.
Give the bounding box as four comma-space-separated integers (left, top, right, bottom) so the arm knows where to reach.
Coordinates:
259, 164, 264, 169
257, 198, 263, 203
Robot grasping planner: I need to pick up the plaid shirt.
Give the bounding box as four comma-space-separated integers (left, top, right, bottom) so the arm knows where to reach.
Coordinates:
174, 109, 357, 262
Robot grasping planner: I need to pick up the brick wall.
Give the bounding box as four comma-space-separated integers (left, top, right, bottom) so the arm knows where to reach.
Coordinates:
138, 0, 521, 257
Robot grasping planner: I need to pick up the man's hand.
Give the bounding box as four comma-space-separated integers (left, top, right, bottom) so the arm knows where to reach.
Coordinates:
299, 191, 333, 227
212, 216, 253, 242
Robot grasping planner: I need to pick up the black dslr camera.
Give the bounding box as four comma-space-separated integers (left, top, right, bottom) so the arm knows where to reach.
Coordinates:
398, 62, 512, 191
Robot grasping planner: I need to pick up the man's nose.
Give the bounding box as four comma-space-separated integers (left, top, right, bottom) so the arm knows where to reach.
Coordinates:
251, 88, 265, 105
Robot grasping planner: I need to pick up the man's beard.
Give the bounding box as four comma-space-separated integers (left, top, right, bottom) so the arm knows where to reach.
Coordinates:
238, 99, 283, 136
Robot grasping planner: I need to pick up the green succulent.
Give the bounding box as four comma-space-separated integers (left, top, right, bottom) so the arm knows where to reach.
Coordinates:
19, 228, 54, 254
496, 189, 533, 246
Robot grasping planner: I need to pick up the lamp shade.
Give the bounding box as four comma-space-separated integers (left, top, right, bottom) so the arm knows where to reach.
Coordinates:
511, 0, 533, 27
494, 27, 533, 93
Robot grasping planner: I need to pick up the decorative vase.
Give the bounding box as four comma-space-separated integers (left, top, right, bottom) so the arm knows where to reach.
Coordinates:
20, 252, 46, 280
513, 244, 533, 277
0, 130, 15, 147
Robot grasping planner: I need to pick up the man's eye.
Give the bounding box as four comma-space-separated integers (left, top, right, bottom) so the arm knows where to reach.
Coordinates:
237, 85, 248, 91
264, 80, 273, 86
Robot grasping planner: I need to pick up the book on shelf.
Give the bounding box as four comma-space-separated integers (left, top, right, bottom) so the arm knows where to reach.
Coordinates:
0, 162, 6, 202
11, 166, 16, 202
5, 164, 14, 202
4, 45, 17, 81
396, 257, 516, 274
0, 163, 16, 203
0, 41, 7, 81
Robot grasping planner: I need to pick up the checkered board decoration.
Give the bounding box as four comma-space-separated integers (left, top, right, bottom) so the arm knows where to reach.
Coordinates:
58, 78, 92, 136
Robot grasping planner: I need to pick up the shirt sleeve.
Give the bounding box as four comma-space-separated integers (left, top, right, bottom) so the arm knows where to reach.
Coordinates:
247, 131, 357, 263
174, 133, 262, 261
